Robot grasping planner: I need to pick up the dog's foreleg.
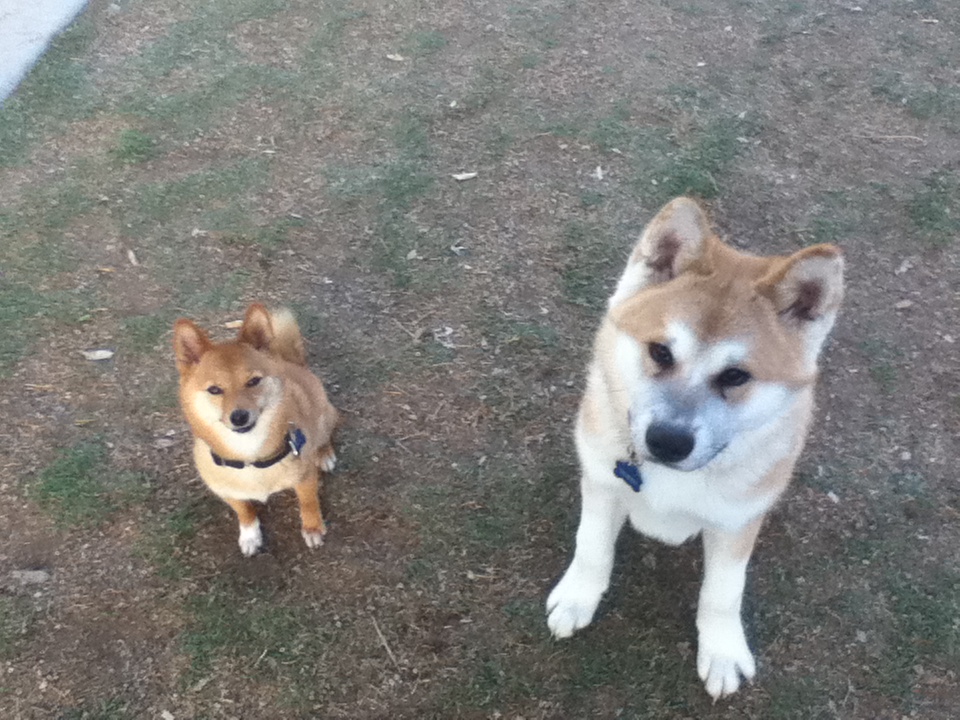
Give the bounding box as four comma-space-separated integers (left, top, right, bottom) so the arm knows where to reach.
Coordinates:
294, 468, 326, 549
224, 498, 263, 557
695, 516, 763, 699
546, 482, 627, 639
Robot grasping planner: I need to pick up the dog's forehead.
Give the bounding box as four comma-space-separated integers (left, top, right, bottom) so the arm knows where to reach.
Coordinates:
666, 320, 747, 370
195, 344, 262, 378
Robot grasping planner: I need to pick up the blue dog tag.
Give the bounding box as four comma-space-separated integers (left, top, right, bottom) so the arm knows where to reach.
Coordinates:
289, 428, 307, 456
614, 460, 643, 492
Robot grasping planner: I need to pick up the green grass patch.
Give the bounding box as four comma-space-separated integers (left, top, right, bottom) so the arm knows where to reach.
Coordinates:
58, 698, 132, 720
767, 676, 834, 719
182, 584, 337, 681
137, 504, 204, 581
478, 304, 560, 359
860, 339, 900, 395
110, 129, 160, 164
585, 97, 758, 204
559, 220, 624, 311
378, 160, 435, 209
907, 171, 959, 246
126, 158, 269, 230
0, 596, 35, 659
871, 72, 960, 128
646, 114, 757, 201
407, 29, 447, 55
0, 174, 106, 369
392, 111, 431, 159
121, 313, 172, 353
125, 65, 296, 139
34, 440, 148, 527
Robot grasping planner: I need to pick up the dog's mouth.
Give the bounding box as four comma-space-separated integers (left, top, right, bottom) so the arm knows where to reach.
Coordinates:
232, 422, 257, 434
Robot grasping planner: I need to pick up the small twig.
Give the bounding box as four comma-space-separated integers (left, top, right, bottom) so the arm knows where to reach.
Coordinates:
253, 647, 269, 667
853, 134, 925, 142
371, 616, 401, 670
393, 318, 423, 342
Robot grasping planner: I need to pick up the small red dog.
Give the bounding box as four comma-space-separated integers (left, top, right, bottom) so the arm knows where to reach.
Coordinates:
173, 304, 339, 555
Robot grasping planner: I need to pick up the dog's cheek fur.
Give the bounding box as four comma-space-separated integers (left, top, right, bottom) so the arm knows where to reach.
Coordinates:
192, 387, 225, 428
731, 382, 796, 433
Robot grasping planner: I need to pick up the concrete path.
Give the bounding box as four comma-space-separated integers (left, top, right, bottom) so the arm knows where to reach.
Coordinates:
0, 0, 89, 102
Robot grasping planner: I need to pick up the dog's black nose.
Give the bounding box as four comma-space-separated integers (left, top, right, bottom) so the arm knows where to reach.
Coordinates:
645, 423, 695, 463
230, 409, 250, 428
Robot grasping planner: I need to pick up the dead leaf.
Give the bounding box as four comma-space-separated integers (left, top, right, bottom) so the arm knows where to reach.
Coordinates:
894, 259, 914, 275
127, 249, 139, 266
81, 349, 115, 361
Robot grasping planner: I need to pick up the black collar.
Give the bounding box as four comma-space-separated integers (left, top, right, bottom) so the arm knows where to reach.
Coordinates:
210, 428, 307, 470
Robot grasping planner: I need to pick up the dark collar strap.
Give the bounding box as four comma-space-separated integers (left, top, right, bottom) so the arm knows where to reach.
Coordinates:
210, 428, 306, 470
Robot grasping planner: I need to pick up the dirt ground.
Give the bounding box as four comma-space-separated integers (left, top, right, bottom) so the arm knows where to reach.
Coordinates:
1, 0, 958, 718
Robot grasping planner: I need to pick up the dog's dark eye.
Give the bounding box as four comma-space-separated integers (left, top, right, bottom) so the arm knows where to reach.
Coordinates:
246, 376, 262, 388
207, 385, 223, 395
715, 367, 752, 388
648, 342, 674, 369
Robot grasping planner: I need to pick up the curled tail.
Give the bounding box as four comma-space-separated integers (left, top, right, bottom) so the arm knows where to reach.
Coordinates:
269, 307, 307, 366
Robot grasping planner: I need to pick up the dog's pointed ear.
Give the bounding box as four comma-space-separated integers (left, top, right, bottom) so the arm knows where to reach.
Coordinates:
756, 244, 844, 368
237, 303, 274, 351
609, 197, 712, 307
173, 319, 212, 374
756, 244, 844, 324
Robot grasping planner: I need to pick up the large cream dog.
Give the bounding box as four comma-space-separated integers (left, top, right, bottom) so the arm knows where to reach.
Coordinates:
546, 197, 844, 698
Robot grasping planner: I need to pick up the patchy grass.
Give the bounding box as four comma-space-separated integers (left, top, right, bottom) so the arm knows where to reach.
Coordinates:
33, 440, 147, 527
871, 71, 960, 129
860, 339, 900, 395
407, 29, 447, 55
559, 220, 624, 311
907, 171, 959, 246
0, 596, 34, 659
182, 582, 338, 691
58, 699, 133, 720
110, 129, 160, 164
121, 313, 173, 353
136, 504, 203, 582
124, 158, 269, 231
0, 18, 99, 165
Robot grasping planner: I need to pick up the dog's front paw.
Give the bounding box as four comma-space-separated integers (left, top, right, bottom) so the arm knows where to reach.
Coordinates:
318, 447, 337, 473
301, 527, 326, 549
546, 569, 605, 639
696, 615, 756, 699
238, 521, 263, 557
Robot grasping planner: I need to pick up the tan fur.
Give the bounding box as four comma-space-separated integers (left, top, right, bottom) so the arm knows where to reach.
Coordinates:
173, 303, 339, 555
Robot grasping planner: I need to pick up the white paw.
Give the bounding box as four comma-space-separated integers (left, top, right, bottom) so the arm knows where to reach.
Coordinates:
301, 528, 325, 549
696, 615, 756, 699
319, 452, 337, 473
545, 569, 605, 639
238, 521, 263, 557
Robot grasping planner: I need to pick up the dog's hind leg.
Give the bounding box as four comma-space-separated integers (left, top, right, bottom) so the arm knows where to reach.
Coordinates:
223, 498, 263, 557
546, 482, 627, 639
